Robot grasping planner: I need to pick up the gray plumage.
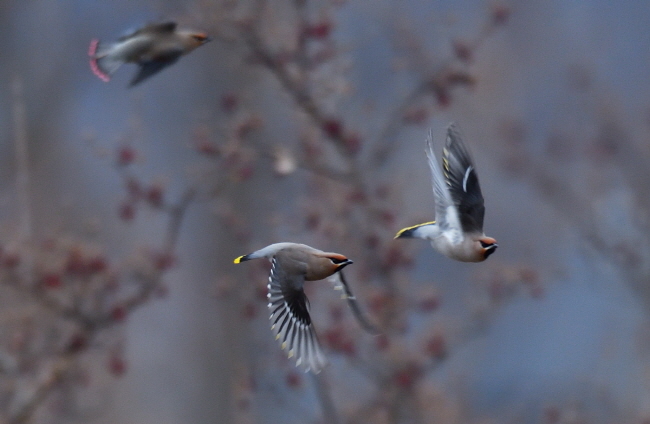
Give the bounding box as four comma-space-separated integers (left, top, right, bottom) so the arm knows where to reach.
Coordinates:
235, 243, 353, 373
395, 124, 498, 262
89, 21, 211, 87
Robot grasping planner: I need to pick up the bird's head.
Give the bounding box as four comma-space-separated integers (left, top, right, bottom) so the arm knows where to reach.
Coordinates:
181, 31, 212, 50
191, 32, 212, 44
478, 237, 498, 260
326, 254, 354, 272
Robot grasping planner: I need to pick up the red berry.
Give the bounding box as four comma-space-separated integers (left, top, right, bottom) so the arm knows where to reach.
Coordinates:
67, 333, 87, 353
111, 305, 127, 322
305, 22, 332, 39
452, 40, 472, 63
425, 333, 447, 360
323, 119, 343, 138
491, 4, 510, 26
221, 93, 239, 113
2, 252, 20, 269
117, 146, 136, 166
88, 256, 108, 273
393, 364, 421, 389
119, 202, 136, 222
433, 86, 450, 107
153, 252, 175, 271
108, 354, 127, 377
65, 250, 86, 274
146, 185, 164, 208
196, 140, 220, 156
42, 273, 63, 288
286, 371, 302, 388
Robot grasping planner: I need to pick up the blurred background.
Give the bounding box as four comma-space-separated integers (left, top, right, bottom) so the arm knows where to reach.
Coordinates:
1, 1, 650, 423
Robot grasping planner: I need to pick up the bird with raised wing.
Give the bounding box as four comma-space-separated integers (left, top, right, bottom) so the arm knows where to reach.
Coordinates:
395, 124, 498, 262
89, 21, 211, 87
234, 243, 355, 373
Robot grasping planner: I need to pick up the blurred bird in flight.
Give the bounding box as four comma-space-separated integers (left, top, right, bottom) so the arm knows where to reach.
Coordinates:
89, 21, 211, 87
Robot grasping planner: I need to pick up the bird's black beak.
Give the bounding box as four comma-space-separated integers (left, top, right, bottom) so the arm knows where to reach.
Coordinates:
337, 259, 353, 270
483, 244, 498, 259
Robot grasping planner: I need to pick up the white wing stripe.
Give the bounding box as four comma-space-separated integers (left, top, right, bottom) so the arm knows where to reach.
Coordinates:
462, 165, 473, 193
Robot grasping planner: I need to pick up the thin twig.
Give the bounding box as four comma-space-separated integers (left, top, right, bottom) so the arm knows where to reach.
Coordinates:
4, 185, 196, 423
9, 356, 72, 424
163, 188, 196, 253
310, 372, 341, 424
242, 29, 354, 164
372, 17, 502, 168
12, 76, 32, 244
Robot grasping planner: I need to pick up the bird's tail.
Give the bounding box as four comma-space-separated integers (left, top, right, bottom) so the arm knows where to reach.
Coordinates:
394, 221, 437, 239
88, 39, 123, 82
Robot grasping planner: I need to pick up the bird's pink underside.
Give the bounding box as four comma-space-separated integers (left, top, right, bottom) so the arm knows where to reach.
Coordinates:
88, 39, 110, 82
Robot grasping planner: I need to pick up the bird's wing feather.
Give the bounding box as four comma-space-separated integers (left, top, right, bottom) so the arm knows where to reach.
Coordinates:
332, 271, 381, 335
442, 124, 485, 233
144, 21, 177, 33
426, 129, 462, 240
268, 256, 328, 373
120, 21, 177, 41
129, 52, 181, 87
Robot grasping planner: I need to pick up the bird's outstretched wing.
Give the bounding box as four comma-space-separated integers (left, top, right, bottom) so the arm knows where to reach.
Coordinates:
268, 256, 328, 373
332, 270, 381, 336
119, 21, 177, 41
442, 123, 485, 233
129, 53, 181, 87
426, 129, 463, 242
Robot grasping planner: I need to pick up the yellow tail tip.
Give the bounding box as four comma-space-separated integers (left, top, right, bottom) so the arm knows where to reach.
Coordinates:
233, 255, 245, 264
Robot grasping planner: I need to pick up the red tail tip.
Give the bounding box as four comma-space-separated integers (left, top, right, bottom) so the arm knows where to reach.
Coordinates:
88, 39, 99, 57
88, 39, 110, 82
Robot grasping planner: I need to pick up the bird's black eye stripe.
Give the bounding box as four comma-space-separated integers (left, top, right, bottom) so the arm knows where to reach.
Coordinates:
330, 257, 347, 264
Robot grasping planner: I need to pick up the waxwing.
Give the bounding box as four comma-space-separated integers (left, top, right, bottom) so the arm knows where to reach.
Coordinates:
395, 123, 498, 262
234, 243, 355, 373
89, 21, 211, 87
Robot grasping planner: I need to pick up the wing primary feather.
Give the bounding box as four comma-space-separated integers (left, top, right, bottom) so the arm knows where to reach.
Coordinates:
300, 327, 309, 371
295, 328, 304, 366
276, 308, 291, 337
288, 321, 299, 358
425, 129, 456, 232
462, 165, 473, 193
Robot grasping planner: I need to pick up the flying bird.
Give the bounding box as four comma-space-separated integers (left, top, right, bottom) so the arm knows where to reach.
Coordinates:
234, 243, 356, 373
395, 123, 498, 262
89, 21, 211, 87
